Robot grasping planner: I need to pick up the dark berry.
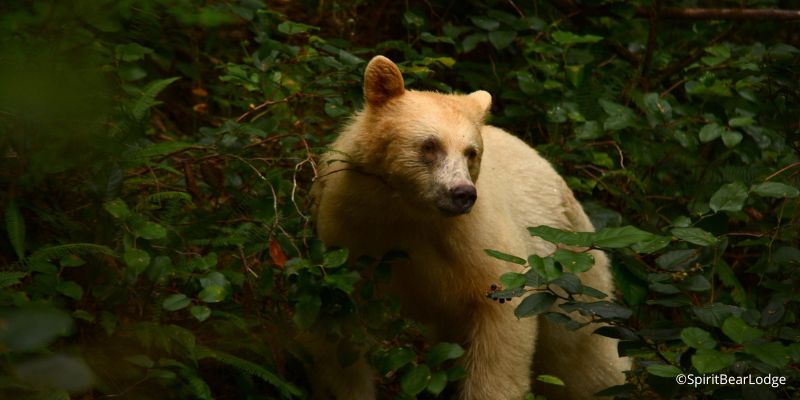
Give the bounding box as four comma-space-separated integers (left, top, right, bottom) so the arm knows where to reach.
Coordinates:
499, 298, 505, 304
490, 283, 498, 290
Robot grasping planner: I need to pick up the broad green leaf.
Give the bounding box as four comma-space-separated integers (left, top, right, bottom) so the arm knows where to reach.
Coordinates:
528, 226, 591, 247
671, 227, 718, 246
277, 21, 318, 35
191, 305, 211, 322
551, 31, 603, 45
680, 327, 717, 349
692, 349, 735, 373
560, 301, 632, 320
721, 130, 743, 148
323, 270, 360, 293
699, 123, 724, 142
198, 285, 226, 303
592, 226, 656, 248
163, 294, 191, 311
499, 272, 527, 289
485, 249, 526, 265
709, 182, 748, 213
124, 248, 150, 275
750, 182, 799, 198
536, 374, 565, 385
701, 45, 730, 65
515, 292, 556, 318
426, 370, 448, 395
470, 16, 499, 31
528, 255, 562, 282
114, 43, 153, 61
5, 201, 25, 261
56, 281, 83, 300
553, 249, 594, 273
379, 347, 415, 374
133, 221, 167, 240
401, 364, 431, 396
728, 116, 754, 127
646, 364, 682, 378
462, 33, 487, 52
293, 295, 321, 329
722, 316, 763, 344
488, 30, 516, 49
426, 342, 465, 366
744, 342, 789, 368
323, 248, 349, 269
599, 99, 637, 131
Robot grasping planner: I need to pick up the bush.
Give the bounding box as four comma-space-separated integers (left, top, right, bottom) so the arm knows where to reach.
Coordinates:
1, 0, 798, 399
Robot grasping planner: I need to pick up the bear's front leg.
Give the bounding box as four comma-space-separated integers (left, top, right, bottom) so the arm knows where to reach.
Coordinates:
460, 302, 537, 400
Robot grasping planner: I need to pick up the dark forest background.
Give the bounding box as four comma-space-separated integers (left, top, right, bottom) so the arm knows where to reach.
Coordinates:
0, 1, 798, 399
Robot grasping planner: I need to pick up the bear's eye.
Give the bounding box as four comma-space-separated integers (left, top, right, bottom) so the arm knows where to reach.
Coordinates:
465, 148, 478, 160
420, 137, 441, 161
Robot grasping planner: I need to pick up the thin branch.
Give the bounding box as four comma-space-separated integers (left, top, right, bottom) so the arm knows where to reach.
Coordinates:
642, 7, 800, 20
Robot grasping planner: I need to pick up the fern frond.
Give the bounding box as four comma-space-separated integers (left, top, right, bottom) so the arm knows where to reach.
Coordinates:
147, 191, 192, 204
0, 271, 27, 288
28, 244, 115, 262
185, 374, 214, 400
196, 346, 302, 398
131, 77, 180, 120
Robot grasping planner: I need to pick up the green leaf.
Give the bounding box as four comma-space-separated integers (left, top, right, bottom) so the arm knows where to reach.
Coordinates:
379, 347, 415, 374
190, 306, 211, 322
722, 316, 763, 344
131, 77, 180, 120
133, 221, 167, 240
56, 281, 83, 300
681, 327, 717, 349
293, 295, 321, 329
114, 43, 153, 62
536, 374, 565, 385
401, 364, 431, 396
426, 342, 465, 366
646, 364, 682, 378
426, 370, 448, 395
277, 21, 318, 35
551, 31, 603, 45
699, 123, 724, 142
528, 226, 591, 247
462, 32, 487, 52
671, 227, 718, 246
198, 285, 227, 303
709, 182, 748, 213
750, 182, 799, 198
528, 255, 562, 282
103, 199, 130, 219
470, 16, 499, 31
499, 272, 527, 289
485, 249, 526, 265
553, 249, 594, 273
599, 99, 637, 131
5, 201, 25, 261
701, 45, 730, 65
592, 226, 656, 248
124, 248, 150, 275
515, 292, 557, 318
323, 248, 349, 269
560, 301, 633, 320
744, 342, 789, 368
488, 30, 516, 49
163, 294, 191, 311
0, 271, 27, 288
728, 116, 754, 127
721, 130, 743, 148
323, 270, 360, 293
692, 349, 735, 373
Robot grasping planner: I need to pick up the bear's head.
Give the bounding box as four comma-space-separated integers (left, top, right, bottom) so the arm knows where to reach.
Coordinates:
350, 55, 491, 217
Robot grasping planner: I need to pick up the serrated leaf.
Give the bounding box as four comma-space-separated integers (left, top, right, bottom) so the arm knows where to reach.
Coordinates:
426, 342, 465, 366
401, 364, 431, 396
5, 201, 25, 261
681, 327, 717, 349
646, 364, 682, 377
162, 294, 191, 311
0, 271, 27, 288
515, 292, 556, 318
750, 182, 799, 198
131, 77, 180, 120
709, 182, 748, 213
485, 249, 526, 265
671, 227, 718, 246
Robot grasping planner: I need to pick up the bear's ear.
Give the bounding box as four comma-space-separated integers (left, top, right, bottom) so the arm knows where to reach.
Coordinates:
364, 56, 405, 107
467, 90, 492, 122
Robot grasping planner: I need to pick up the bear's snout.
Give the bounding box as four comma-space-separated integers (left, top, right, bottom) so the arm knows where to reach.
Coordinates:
445, 184, 477, 215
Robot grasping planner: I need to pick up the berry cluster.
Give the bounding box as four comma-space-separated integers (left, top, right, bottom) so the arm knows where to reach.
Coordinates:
486, 283, 513, 304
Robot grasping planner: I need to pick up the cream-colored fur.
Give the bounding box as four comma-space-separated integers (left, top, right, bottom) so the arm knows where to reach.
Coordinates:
311, 56, 629, 399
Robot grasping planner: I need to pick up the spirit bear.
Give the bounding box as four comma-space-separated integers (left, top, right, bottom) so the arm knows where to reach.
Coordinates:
311, 56, 629, 399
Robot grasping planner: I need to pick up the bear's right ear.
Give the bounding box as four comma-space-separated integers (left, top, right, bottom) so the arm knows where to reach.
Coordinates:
364, 56, 405, 107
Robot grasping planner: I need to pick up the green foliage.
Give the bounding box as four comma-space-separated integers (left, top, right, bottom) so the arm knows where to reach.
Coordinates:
1, 0, 798, 399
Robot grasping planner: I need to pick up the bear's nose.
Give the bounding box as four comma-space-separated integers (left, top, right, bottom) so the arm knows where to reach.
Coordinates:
450, 184, 477, 213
